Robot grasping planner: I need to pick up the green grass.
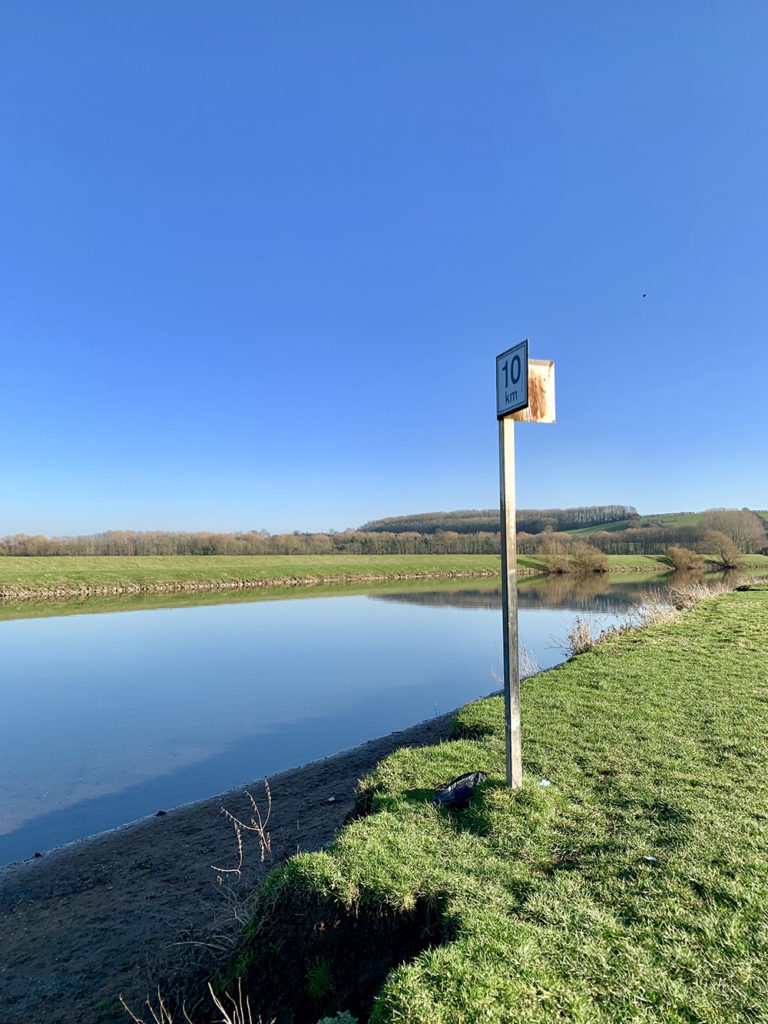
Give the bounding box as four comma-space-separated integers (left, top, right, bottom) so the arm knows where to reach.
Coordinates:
589, 553, 668, 568
735, 554, 768, 569
569, 511, 708, 535
0, 554, 511, 595
568, 518, 634, 534
0, 553, 672, 598
228, 586, 768, 1023
604, 553, 767, 572
1, 554, 764, 601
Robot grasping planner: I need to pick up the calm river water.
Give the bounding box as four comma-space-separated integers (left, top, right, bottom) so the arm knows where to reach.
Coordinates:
0, 574, 670, 865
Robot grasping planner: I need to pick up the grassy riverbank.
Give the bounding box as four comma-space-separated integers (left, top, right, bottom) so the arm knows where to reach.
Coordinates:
218, 584, 768, 1023
1, 553, 765, 601
0, 554, 511, 598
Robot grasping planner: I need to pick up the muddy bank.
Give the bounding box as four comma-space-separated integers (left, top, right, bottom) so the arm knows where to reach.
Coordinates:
0, 710, 459, 1024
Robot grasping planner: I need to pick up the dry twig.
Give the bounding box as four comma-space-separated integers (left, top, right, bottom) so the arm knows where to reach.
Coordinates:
212, 781, 272, 879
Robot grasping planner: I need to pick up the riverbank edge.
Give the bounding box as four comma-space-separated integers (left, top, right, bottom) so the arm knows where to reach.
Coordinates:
4, 584, 761, 1022
215, 584, 768, 1024
0, 708, 465, 1024
0, 706, 462, 877
0, 564, 672, 601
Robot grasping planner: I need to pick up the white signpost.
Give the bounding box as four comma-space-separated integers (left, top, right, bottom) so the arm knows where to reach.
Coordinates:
496, 343, 555, 789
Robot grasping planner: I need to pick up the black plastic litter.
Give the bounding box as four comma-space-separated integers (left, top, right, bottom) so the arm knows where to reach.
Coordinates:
434, 771, 488, 808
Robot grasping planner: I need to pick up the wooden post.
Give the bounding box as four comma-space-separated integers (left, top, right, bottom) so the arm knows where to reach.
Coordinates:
498, 414, 522, 789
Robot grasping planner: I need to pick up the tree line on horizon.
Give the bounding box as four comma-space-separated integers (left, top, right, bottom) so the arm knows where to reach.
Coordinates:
0, 505, 634, 558
1, 507, 765, 558
0, 528, 502, 558
360, 505, 639, 535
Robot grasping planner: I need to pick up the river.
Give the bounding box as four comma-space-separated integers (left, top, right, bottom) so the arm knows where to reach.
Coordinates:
0, 573, 671, 865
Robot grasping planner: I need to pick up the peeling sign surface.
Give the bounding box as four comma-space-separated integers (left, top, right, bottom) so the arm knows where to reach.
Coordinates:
512, 360, 555, 423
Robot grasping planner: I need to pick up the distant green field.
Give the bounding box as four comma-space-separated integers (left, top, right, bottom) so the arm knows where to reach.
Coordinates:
595, 553, 669, 568
569, 511, 707, 535
568, 518, 632, 534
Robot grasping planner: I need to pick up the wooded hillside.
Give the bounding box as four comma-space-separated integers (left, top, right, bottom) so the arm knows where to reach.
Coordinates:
360, 506, 638, 535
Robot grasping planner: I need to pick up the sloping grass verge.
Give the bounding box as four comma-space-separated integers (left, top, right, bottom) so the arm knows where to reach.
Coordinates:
220, 586, 768, 1023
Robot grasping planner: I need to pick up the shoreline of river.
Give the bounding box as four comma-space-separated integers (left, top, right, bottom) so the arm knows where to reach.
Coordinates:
0, 707, 464, 1024
0, 564, 676, 602
0, 569, 507, 601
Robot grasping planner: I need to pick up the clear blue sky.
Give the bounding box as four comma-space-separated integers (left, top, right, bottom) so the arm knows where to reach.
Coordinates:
3, 1, 767, 536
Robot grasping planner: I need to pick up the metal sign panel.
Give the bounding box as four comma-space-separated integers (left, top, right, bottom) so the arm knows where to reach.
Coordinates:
511, 359, 556, 423
496, 341, 529, 418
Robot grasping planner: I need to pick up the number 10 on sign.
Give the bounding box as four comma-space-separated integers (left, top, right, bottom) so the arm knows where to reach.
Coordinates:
496, 341, 528, 417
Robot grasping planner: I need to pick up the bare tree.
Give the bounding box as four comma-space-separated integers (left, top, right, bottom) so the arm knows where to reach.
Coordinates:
703, 530, 745, 569
700, 509, 767, 553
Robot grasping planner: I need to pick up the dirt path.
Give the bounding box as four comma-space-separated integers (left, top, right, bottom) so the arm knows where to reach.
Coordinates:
0, 712, 456, 1024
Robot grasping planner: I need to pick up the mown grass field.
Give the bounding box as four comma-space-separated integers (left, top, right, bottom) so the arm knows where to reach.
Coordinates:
224, 586, 768, 1023
0, 554, 511, 595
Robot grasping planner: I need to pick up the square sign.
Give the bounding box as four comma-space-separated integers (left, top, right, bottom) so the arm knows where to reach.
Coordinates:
496, 340, 529, 418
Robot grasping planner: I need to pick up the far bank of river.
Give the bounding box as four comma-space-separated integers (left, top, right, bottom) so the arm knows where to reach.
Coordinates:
0, 552, 688, 602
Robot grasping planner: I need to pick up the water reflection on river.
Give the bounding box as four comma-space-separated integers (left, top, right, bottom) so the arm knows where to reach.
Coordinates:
0, 573, 673, 865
